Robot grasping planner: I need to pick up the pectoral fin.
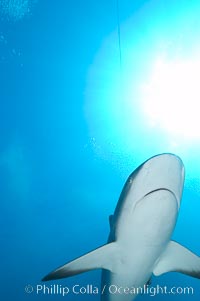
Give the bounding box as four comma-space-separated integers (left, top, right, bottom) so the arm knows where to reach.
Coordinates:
42, 242, 118, 281
153, 240, 200, 279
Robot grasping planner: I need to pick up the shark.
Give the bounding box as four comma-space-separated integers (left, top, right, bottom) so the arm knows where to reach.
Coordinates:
42, 153, 200, 300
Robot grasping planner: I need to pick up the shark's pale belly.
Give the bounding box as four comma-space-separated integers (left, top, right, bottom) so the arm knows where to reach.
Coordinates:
101, 190, 178, 301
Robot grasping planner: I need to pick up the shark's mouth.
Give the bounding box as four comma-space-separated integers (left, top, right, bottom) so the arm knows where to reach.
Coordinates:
131, 188, 178, 213
144, 188, 178, 202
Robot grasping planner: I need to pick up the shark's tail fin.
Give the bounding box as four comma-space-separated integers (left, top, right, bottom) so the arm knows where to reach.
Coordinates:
42, 242, 118, 281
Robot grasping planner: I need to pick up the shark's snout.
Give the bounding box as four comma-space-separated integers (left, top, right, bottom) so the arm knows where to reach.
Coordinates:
131, 153, 185, 209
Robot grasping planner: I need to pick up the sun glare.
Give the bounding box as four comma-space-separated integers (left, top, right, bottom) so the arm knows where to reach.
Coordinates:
141, 56, 200, 140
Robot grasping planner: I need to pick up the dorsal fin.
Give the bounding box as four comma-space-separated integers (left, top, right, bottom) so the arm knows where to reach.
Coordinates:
109, 215, 113, 228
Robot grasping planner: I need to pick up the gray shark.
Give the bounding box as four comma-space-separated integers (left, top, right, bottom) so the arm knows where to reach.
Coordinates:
42, 153, 200, 300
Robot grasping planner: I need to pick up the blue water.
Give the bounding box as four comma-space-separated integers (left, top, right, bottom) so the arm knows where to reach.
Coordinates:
1, 1, 200, 300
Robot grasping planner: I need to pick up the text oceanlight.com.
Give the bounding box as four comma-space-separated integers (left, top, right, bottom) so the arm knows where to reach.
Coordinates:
25, 284, 194, 297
